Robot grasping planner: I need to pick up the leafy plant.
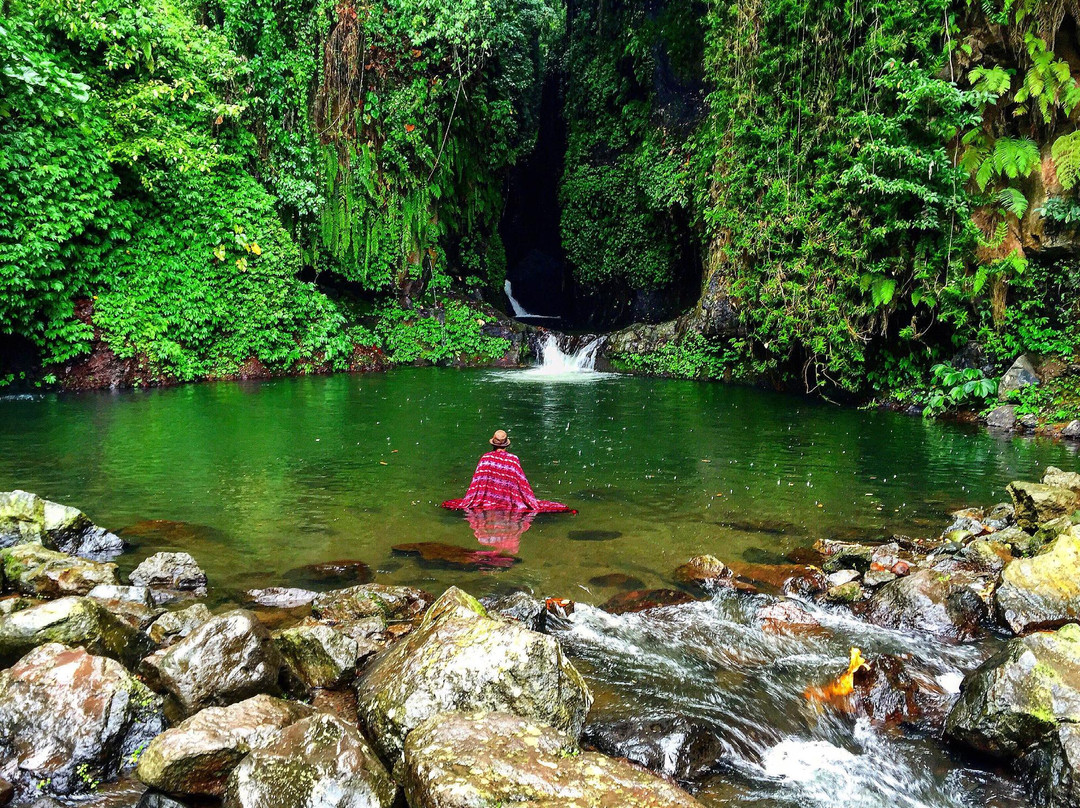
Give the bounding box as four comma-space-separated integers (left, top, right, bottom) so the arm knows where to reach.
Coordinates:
924, 363, 998, 416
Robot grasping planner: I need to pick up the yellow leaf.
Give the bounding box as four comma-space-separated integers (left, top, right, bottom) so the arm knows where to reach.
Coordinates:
235, 257, 247, 271
212, 244, 226, 261
250, 242, 262, 256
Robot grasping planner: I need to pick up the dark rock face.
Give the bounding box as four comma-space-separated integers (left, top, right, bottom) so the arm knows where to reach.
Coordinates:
1026, 723, 1080, 808
0, 644, 164, 801
1063, 420, 1080, 440
849, 655, 952, 729
0, 543, 119, 598
601, 589, 696, 614
581, 716, 726, 783
311, 584, 430, 623
0, 491, 124, 560
154, 610, 282, 714
403, 711, 705, 808
355, 588, 591, 764
864, 568, 991, 641
995, 528, 1080, 634
0, 596, 151, 667
998, 354, 1040, 397
223, 713, 396, 808
283, 559, 372, 587
136, 695, 313, 798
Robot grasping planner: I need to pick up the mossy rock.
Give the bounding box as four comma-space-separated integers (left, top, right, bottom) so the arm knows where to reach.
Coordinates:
996, 528, 1080, 634
311, 583, 430, 623
1, 543, 118, 598
1008, 481, 1079, 532
273, 621, 360, 689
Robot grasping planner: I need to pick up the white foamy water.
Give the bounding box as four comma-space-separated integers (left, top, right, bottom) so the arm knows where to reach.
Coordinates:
504, 279, 543, 319
493, 332, 613, 383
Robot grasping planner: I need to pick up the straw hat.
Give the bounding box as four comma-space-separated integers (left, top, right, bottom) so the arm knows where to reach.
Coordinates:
489, 429, 511, 448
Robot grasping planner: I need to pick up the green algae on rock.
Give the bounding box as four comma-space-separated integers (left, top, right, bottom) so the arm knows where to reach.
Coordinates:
0, 596, 151, 667
273, 621, 362, 689
996, 528, 1080, 634
355, 587, 592, 764
0, 543, 118, 598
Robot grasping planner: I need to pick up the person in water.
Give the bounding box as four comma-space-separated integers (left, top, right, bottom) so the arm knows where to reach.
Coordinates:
441, 429, 574, 513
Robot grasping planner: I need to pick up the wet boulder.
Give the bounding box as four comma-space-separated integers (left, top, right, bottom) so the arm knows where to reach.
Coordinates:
0, 491, 124, 560
311, 583, 429, 623
959, 539, 1012, 575
1045, 466, 1080, 495
0, 644, 164, 800
1, 544, 118, 598
995, 528, 1080, 634
0, 596, 151, 667
147, 603, 212, 646
864, 567, 990, 641
1026, 723, 1080, 807
946, 624, 1080, 764
986, 405, 1017, 430
88, 584, 154, 606
403, 711, 705, 808
136, 695, 313, 798
1007, 481, 1079, 531
581, 715, 726, 783
129, 553, 208, 602
849, 654, 953, 729
480, 591, 546, 632
355, 587, 591, 763
244, 587, 317, 609
224, 713, 395, 808
673, 555, 731, 590
154, 610, 282, 714
273, 621, 362, 689
815, 540, 874, 573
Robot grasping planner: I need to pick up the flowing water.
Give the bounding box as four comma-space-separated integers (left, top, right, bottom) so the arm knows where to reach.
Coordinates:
1, 360, 1077, 806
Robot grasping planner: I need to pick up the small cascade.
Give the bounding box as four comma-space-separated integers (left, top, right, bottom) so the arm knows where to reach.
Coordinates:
535, 332, 605, 373
504, 280, 541, 319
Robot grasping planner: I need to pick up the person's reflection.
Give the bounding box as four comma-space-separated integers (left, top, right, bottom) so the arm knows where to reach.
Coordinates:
464, 509, 536, 555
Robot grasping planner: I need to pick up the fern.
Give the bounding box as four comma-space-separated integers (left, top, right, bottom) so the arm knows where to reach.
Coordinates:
992, 137, 1040, 181
998, 186, 1029, 217
1051, 131, 1080, 190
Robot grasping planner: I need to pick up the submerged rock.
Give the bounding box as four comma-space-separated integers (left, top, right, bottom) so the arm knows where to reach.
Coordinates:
946, 624, 1080, 797
283, 559, 372, 587
147, 603, 212, 646
129, 552, 208, 601
0, 596, 151, 667
995, 528, 1080, 634
1, 543, 119, 598
1008, 481, 1079, 531
601, 589, 696, 614
224, 712, 395, 808
403, 711, 704, 808
355, 587, 591, 763
273, 621, 362, 689
582, 716, 726, 783
0, 491, 124, 560
849, 654, 953, 729
864, 567, 990, 641
312, 583, 430, 623
153, 610, 282, 714
0, 644, 164, 800
393, 541, 518, 570
136, 695, 313, 798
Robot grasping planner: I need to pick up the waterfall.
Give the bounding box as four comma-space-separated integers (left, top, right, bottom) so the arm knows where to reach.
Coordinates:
534, 333, 605, 373
504, 280, 540, 319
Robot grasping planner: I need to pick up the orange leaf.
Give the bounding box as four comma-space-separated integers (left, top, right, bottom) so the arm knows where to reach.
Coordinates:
404, 123, 415, 132
214, 115, 224, 125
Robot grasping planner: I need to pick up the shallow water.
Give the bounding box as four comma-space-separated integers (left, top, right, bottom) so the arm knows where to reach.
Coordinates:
0, 368, 1074, 599
1, 368, 1077, 806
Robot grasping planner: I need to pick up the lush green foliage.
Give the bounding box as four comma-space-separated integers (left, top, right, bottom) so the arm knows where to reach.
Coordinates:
375, 300, 511, 364
923, 364, 998, 417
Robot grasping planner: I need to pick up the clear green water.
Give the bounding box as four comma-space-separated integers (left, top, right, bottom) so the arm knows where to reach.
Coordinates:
1, 368, 1077, 807
0, 368, 1075, 600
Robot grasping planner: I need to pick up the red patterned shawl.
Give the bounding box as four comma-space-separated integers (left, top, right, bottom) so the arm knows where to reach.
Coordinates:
441, 450, 574, 513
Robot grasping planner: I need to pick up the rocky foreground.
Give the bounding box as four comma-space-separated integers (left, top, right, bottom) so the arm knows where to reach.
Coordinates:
0, 470, 1079, 807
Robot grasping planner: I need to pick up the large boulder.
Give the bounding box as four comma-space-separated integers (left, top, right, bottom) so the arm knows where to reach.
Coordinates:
224, 713, 395, 808
995, 528, 1080, 634
1, 544, 118, 598
311, 583, 429, 623
1045, 466, 1080, 494
129, 553, 208, 601
136, 695, 313, 798
355, 587, 591, 763
403, 711, 704, 808
581, 716, 725, 784
946, 623, 1080, 758
153, 610, 282, 714
864, 567, 990, 641
0, 491, 124, 560
0, 596, 151, 667
1063, 420, 1080, 440
0, 644, 164, 800
999, 354, 1040, 397
1008, 481, 1079, 531
273, 621, 362, 689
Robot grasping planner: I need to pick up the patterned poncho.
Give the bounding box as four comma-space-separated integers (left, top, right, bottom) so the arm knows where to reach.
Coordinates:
441, 450, 574, 513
